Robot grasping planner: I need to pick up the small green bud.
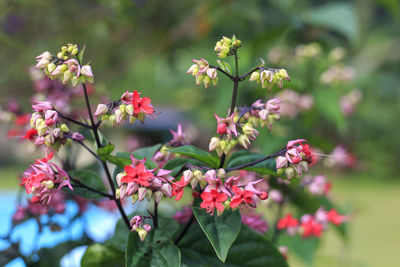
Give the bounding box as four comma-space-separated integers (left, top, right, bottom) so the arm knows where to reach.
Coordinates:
60, 123, 70, 132
71, 48, 79, 56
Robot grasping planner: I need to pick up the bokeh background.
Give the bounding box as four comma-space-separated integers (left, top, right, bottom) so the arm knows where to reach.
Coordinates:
0, 0, 399, 266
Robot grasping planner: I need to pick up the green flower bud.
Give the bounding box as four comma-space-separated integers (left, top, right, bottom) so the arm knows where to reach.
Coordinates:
71, 48, 79, 56
60, 123, 70, 132
47, 63, 56, 74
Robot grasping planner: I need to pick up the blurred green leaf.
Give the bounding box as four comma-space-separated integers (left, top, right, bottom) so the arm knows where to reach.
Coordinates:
81, 244, 124, 267
302, 2, 359, 43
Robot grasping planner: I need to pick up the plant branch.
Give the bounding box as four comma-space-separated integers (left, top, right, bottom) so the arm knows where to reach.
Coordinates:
174, 214, 195, 245
70, 177, 113, 199
82, 83, 131, 229
210, 65, 235, 81
239, 66, 261, 81
71, 138, 102, 162
154, 201, 158, 229
55, 108, 91, 128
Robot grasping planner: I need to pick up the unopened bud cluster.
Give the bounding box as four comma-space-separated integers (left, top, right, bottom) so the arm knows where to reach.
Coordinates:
94, 90, 155, 126
186, 59, 218, 89
249, 68, 290, 91
214, 35, 241, 58
29, 101, 78, 150
35, 43, 94, 87
275, 139, 314, 179
130, 215, 152, 242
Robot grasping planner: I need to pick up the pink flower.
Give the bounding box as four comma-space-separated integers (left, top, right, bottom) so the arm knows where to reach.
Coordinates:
301, 216, 323, 238
204, 170, 231, 196
169, 124, 187, 146
214, 112, 237, 137
266, 98, 282, 113
200, 190, 227, 215
327, 209, 347, 225
32, 101, 53, 112
230, 186, 254, 208
131, 90, 154, 116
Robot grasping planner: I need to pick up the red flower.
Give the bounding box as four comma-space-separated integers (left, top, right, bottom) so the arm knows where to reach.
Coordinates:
121, 163, 153, 187
15, 114, 30, 126
301, 217, 323, 238
172, 176, 189, 201
327, 209, 345, 225
277, 214, 298, 230
131, 90, 154, 116
229, 186, 254, 208
200, 190, 227, 215
23, 129, 38, 141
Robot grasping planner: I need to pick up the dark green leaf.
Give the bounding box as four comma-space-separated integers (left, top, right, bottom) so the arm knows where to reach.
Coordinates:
151, 242, 181, 267
170, 145, 219, 168
69, 169, 107, 199
126, 231, 153, 267
104, 155, 131, 169
192, 199, 241, 262
81, 244, 124, 267
179, 224, 288, 267
131, 143, 162, 160
226, 150, 277, 175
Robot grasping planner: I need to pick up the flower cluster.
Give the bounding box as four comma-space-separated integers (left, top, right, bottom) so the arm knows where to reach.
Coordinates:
339, 89, 362, 116
35, 44, 93, 87
278, 207, 347, 238
320, 64, 355, 85
249, 68, 290, 90
302, 175, 332, 197
29, 101, 76, 149
186, 59, 218, 89
20, 152, 73, 205
180, 169, 269, 216
115, 155, 173, 204
94, 90, 155, 126
214, 35, 241, 58
130, 215, 152, 241
275, 139, 314, 179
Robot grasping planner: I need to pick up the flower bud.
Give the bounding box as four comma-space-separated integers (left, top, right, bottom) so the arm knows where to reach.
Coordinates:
131, 193, 139, 204
129, 115, 137, 124
51, 64, 67, 76
137, 228, 148, 242
146, 189, 152, 201
278, 69, 290, 81
249, 71, 260, 82
47, 63, 56, 73
115, 189, 121, 199
94, 104, 108, 117
60, 123, 70, 132
63, 70, 72, 85
138, 187, 147, 202
81, 65, 93, 78
203, 76, 211, 89
195, 75, 204, 86
116, 173, 124, 187
153, 191, 163, 204
259, 109, 268, 121
300, 161, 309, 173
276, 156, 288, 169
217, 168, 227, 179
35, 58, 50, 69
183, 170, 193, 183
109, 114, 117, 127
161, 183, 172, 198
143, 224, 152, 232
71, 76, 79, 87
242, 123, 255, 136
186, 64, 199, 76
238, 134, 251, 149
206, 68, 217, 80
71, 48, 79, 56
219, 140, 228, 153
125, 104, 134, 116
285, 167, 295, 179
209, 137, 220, 151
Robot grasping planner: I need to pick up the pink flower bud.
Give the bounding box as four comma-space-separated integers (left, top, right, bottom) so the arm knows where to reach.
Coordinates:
276, 156, 288, 169
206, 68, 217, 80
217, 123, 227, 134
81, 65, 94, 78
94, 104, 108, 117
183, 170, 193, 183
143, 224, 152, 232
51, 64, 67, 76
71, 132, 85, 141
161, 183, 172, 198
209, 137, 220, 151
153, 191, 163, 204
138, 187, 147, 202
114, 109, 124, 124
259, 109, 269, 121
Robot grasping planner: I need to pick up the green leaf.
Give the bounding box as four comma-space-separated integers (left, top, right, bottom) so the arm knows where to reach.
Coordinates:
81, 244, 125, 267
69, 169, 107, 199
278, 234, 319, 266
126, 231, 153, 267
226, 150, 277, 175
162, 158, 205, 177
216, 60, 232, 75
302, 2, 359, 44
104, 155, 132, 169
97, 143, 115, 161
191, 199, 241, 262
170, 145, 219, 168
131, 143, 162, 160
77, 44, 86, 63
179, 224, 288, 267
151, 242, 181, 267
126, 217, 181, 267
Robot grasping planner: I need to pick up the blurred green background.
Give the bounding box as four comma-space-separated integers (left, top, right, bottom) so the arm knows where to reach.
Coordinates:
0, 0, 399, 266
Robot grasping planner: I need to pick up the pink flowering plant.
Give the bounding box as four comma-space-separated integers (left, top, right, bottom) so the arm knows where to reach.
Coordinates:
1, 37, 349, 266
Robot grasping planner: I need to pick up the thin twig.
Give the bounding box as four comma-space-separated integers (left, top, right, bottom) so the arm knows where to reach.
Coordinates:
70, 177, 113, 199
54, 108, 91, 128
